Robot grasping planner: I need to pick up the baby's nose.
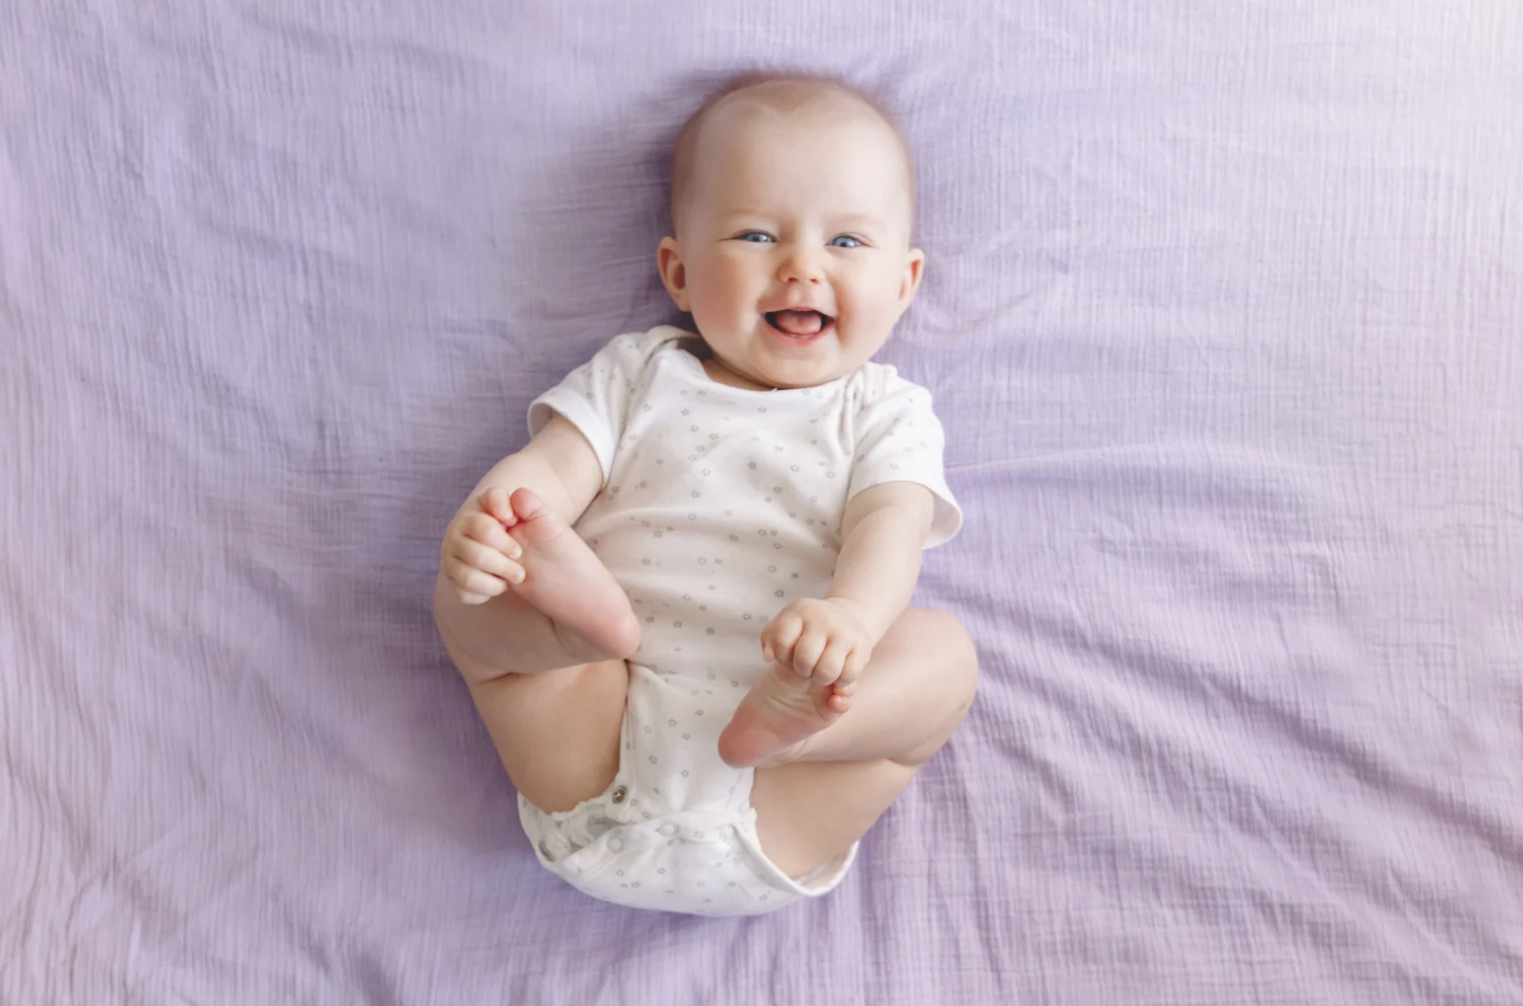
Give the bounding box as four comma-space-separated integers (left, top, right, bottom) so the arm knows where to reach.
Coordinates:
778, 248, 825, 284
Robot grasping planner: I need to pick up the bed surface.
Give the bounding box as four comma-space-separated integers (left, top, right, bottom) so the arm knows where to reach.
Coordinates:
4, 1, 1521, 1003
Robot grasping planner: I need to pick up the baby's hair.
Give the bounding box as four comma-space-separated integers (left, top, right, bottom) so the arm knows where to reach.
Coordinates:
667, 71, 917, 236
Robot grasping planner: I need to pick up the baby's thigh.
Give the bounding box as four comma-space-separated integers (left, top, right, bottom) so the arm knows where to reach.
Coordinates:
467, 658, 630, 814
749, 758, 919, 879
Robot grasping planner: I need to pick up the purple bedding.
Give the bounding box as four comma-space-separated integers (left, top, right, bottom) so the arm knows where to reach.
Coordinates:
4, 0, 1521, 1003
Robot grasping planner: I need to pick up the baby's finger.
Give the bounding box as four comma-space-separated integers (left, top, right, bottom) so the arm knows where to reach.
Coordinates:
445, 557, 506, 597
840, 645, 872, 684
791, 628, 829, 679
815, 638, 854, 686
479, 487, 516, 526
455, 533, 522, 577
762, 609, 805, 665
444, 556, 509, 601
463, 513, 521, 557
453, 526, 520, 566
441, 547, 511, 587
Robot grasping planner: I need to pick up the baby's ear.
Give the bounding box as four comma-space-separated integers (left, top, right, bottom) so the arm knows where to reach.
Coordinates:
898, 248, 926, 309
657, 237, 691, 311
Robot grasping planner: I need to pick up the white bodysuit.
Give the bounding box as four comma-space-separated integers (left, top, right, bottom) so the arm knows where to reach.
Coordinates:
516, 326, 961, 915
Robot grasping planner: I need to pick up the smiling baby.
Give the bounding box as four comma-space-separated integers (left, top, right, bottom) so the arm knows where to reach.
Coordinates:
433, 74, 978, 916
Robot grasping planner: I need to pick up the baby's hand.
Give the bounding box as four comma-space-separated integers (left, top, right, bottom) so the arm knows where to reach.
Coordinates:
440, 487, 525, 605
760, 597, 876, 688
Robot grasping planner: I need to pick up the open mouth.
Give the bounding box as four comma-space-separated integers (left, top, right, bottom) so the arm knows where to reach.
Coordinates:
763, 309, 835, 339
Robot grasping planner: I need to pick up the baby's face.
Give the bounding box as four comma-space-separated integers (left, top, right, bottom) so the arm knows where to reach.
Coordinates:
658, 104, 924, 391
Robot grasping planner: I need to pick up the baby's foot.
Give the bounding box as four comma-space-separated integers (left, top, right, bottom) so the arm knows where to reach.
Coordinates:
497, 487, 641, 660
716, 663, 854, 769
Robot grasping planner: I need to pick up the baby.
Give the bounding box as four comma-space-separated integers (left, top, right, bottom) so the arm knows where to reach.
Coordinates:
434, 75, 978, 916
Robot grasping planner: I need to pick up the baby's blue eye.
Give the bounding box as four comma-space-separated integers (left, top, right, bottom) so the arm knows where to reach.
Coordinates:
738, 232, 774, 243
831, 235, 863, 248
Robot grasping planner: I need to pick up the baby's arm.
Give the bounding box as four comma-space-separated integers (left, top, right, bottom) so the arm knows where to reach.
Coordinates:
462, 415, 603, 529
761, 481, 934, 687
434, 415, 603, 666
825, 481, 935, 637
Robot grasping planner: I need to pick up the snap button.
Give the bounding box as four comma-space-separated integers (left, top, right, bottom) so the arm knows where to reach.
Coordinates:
608, 837, 624, 853
611, 785, 628, 804
658, 823, 677, 837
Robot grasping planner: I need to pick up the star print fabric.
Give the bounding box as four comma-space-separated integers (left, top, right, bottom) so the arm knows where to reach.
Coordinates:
527, 325, 962, 683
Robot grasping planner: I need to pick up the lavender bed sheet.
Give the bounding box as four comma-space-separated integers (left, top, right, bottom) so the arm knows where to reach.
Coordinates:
4, 1, 1522, 1003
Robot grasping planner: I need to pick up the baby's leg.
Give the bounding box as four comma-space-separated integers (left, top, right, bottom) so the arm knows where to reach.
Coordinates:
462, 657, 629, 814
435, 488, 638, 812
747, 608, 978, 878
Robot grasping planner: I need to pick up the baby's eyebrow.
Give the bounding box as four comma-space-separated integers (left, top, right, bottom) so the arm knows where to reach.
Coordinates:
831, 213, 888, 231
717, 210, 889, 231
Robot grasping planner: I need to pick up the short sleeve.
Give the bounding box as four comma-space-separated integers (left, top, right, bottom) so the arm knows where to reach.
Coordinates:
527, 331, 661, 482
846, 369, 963, 548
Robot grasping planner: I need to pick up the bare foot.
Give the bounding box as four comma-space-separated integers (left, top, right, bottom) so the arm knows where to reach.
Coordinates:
494, 487, 641, 660
716, 662, 856, 769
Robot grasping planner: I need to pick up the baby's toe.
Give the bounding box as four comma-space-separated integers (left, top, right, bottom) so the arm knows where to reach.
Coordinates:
508, 486, 550, 522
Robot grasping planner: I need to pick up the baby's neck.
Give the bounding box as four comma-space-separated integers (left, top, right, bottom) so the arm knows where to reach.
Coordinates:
700, 356, 777, 391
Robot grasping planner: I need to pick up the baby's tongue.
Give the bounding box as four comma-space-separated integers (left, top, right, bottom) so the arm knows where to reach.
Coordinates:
772, 310, 824, 336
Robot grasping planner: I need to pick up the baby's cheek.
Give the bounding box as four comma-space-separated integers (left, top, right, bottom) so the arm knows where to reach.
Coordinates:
695, 261, 749, 313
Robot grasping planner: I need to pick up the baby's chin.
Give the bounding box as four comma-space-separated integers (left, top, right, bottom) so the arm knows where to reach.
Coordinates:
696, 321, 877, 389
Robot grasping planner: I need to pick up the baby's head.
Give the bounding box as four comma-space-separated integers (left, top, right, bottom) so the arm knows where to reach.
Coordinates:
657, 75, 924, 391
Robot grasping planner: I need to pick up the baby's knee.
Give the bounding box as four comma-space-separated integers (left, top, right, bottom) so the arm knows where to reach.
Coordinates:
920, 608, 979, 711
